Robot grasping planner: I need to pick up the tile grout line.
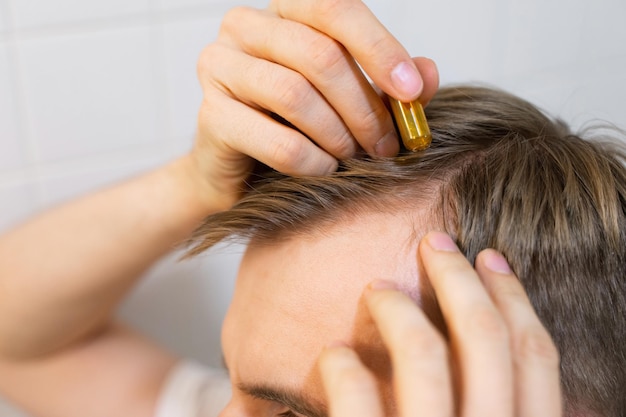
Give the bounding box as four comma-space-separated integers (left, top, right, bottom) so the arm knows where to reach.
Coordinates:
148, 0, 173, 145
0, 2, 6, 42
9, 2, 235, 42
0, 1, 230, 195
2, 0, 39, 201
0, 140, 189, 186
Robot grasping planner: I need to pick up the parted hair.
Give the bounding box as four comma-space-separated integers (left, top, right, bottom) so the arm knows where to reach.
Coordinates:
188, 86, 626, 417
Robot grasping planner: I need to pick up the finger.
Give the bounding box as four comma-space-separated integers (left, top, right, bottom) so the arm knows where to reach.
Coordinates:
475, 250, 562, 417
365, 283, 453, 417
198, 86, 338, 176
374, 57, 438, 108
220, 7, 399, 157
319, 345, 384, 417
269, 0, 425, 102
413, 57, 440, 106
204, 42, 358, 160
419, 232, 514, 417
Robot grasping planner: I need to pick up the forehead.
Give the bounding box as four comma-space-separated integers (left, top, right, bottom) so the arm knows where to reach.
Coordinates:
222, 209, 434, 409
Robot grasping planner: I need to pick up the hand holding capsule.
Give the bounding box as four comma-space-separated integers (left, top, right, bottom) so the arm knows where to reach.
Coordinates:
191, 0, 439, 208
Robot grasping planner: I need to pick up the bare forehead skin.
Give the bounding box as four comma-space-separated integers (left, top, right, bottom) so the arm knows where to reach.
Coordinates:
221, 207, 440, 416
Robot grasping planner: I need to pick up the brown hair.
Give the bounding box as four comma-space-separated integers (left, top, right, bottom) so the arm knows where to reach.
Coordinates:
188, 86, 626, 417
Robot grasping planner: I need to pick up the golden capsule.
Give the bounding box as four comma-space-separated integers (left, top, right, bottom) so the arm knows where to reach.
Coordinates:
389, 98, 432, 151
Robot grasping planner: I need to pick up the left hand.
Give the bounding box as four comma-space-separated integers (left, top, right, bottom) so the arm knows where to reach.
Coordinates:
192, 0, 439, 208
318, 231, 562, 417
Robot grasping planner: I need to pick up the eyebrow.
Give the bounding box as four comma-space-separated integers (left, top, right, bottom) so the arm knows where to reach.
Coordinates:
237, 382, 328, 417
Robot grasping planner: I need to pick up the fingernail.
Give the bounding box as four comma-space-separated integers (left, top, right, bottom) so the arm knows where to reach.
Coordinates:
374, 131, 399, 156
368, 280, 398, 290
483, 250, 513, 274
425, 232, 459, 252
391, 61, 423, 99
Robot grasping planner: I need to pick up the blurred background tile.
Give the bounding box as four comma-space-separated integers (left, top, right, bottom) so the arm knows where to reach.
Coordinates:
158, 0, 223, 10
157, 0, 266, 11
17, 26, 160, 163
161, 15, 221, 143
9, 0, 150, 29
397, 0, 501, 83
506, 55, 626, 132
118, 243, 242, 368
578, 0, 626, 61
0, 0, 8, 34
0, 43, 24, 172
0, 180, 38, 234
35, 149, 172, 207
496, 0, 586, 78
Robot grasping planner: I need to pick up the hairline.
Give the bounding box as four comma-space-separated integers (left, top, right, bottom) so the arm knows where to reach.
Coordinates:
243, 180, 447, 249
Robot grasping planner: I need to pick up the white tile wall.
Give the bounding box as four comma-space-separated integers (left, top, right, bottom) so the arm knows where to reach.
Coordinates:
398, 0, 502, 82
157, 0, 266, 12
10, 0, 150, 29
161, 15, 221, 143
0, 180, 38, 234
0, 43, 23, 171
395, 0, 626, 131
18, 26, 160, 163
1, 1, 626, 416
0, 1, 7, 34
578, 0, 626, 60
520, 55, 626, 133
497, 0, 587, 77
36, 150, 170, 207
118, 243, 243, 368
158, 0, 223, 10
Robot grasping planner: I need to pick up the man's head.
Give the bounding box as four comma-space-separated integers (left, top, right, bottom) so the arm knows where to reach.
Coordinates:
189, 86, 626, 417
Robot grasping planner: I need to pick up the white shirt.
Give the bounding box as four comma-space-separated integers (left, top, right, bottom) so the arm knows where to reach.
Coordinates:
154, 361, 231, 417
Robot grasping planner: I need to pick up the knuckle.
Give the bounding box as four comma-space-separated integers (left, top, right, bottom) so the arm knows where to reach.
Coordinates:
370, 292, 448, 361
197, 98, 212, 129
397, 327, 447, 362
220, 6, 252, 35
197, 43, 225, 81
197, 94, 227, 137
368, 289, 403, 314
199, 93, 219, 119
495, 282, 528, 305
307, 35, 347, 77
329, 130, 356, 159
269, 136, 306, 170
332, 366, 375, 393
314, 0, 352, 19
363, 35, 399, 68
465, 307, 508, 342
355, 104, 389, 138
276, 74, 313, 115
515, 329, 560, 366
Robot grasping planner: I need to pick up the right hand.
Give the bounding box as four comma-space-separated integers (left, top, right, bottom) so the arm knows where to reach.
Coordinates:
191, 0, 440, 208
319, 232, 562, 417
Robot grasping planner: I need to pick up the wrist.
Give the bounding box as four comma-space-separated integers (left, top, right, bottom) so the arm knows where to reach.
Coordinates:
171, 153, 241, 216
